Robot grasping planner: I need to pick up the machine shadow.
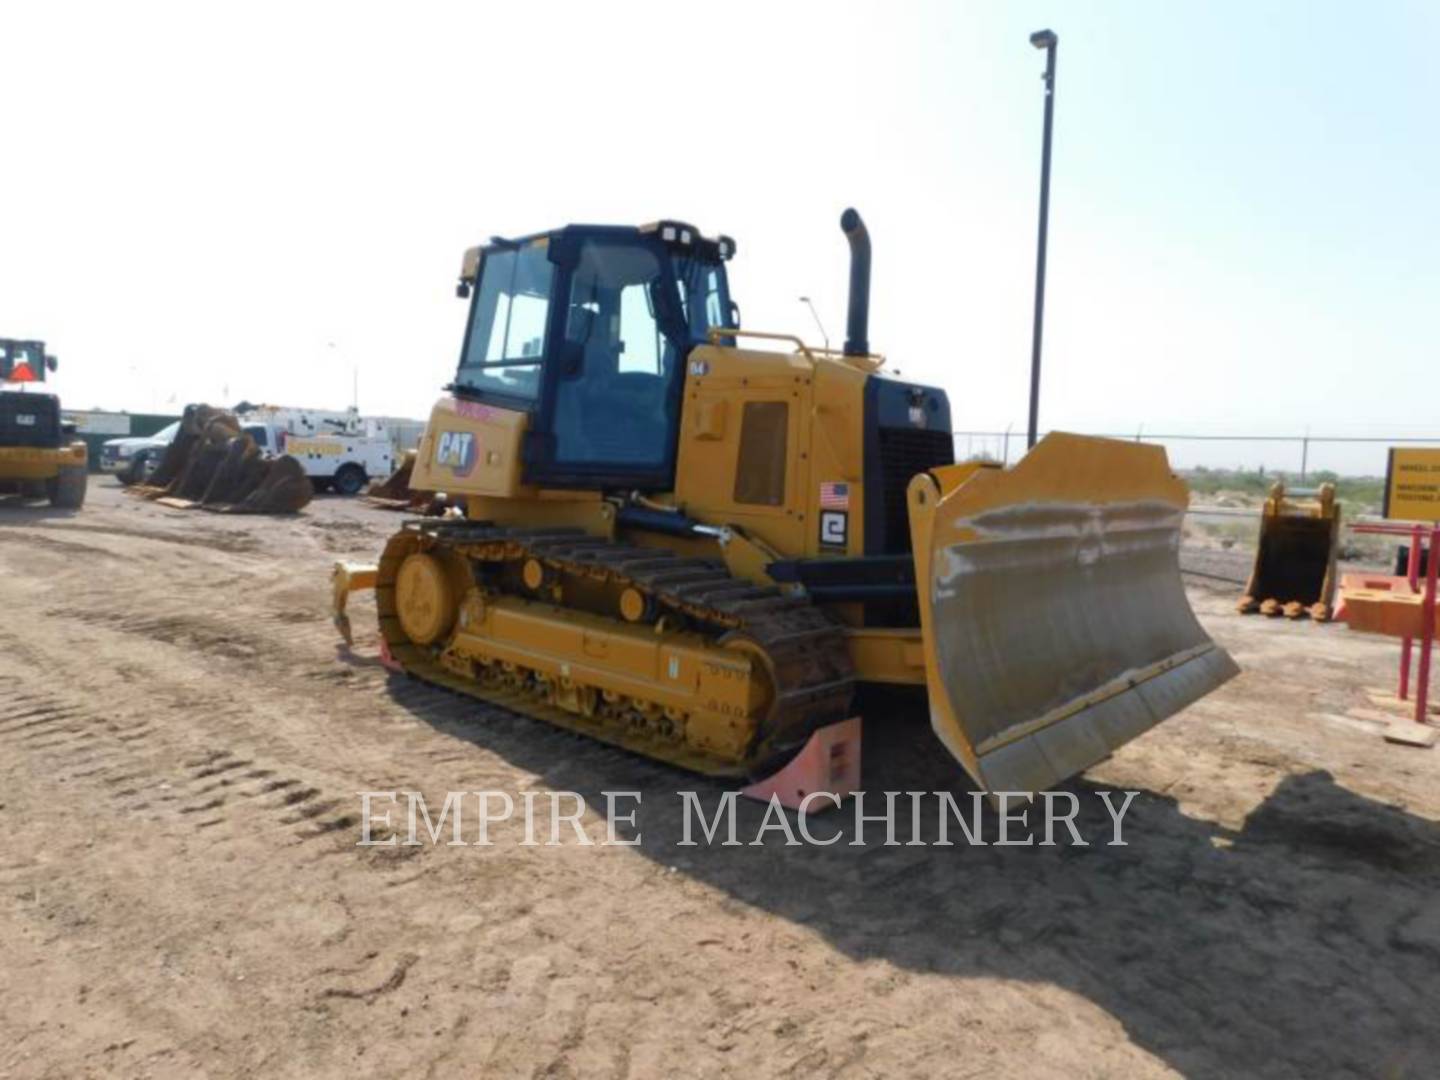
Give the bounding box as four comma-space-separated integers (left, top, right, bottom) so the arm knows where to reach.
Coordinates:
386, 677, 1440, 1079
0, 497, 83, 519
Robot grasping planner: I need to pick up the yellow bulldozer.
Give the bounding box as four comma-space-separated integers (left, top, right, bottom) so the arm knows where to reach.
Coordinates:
335, 212, 1237, 793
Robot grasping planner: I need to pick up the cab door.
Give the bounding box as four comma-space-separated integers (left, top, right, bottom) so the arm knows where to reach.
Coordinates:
524, 230, 689, 492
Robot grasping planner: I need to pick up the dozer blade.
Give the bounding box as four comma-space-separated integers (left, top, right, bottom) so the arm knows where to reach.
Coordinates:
1237, 482, 1340, 621
906, 432, 1238, 795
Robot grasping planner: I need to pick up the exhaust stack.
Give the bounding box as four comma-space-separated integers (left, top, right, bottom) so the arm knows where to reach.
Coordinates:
840, 208, 871, 356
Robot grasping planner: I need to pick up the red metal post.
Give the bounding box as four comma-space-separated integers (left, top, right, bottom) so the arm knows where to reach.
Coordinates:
1399, 524, 1422, 699
1414, 526, 1439, 726
1408, 525, 1423, 590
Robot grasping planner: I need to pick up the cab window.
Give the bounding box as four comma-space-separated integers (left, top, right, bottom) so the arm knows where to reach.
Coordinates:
673, 257, 731, 339
456, 243, 554, 403
550, 240, 676, 468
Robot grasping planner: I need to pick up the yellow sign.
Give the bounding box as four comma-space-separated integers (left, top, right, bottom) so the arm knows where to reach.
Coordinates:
1384, 448, 1440, 521
287, 437, 344, 457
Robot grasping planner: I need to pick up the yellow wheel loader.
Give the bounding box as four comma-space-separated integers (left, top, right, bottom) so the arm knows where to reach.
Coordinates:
335, 212, 1237, 792
0, 340, 88, 509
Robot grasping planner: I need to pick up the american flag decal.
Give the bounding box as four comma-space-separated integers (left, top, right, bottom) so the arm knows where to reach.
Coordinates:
819, 481, 850, 510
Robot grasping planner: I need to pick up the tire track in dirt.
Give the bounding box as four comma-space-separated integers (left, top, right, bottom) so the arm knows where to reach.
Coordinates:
34, 574, 545, 798
0, 668, 379, 855
1, 576, 531, 861
5, 519, 263, 553
1, 491, 669, 1077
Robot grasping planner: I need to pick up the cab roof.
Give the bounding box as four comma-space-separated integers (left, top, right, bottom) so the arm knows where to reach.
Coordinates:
459, 221, 735, 285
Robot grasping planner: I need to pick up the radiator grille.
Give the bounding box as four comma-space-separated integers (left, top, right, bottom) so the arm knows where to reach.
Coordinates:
0, 392, 62, 449
875, 426, 954, 554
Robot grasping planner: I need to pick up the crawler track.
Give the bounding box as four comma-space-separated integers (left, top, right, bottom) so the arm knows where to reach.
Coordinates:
376, 520, 855, 776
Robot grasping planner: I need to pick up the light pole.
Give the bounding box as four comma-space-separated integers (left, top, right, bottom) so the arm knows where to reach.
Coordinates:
1026, 28, 1057, 450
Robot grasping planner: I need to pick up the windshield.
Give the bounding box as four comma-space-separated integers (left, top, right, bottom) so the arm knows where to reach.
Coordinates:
455, 242, 554, 402
671, 256, 732, 339
451, 236, 734, 410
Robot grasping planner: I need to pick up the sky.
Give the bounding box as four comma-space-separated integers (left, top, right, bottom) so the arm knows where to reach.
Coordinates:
3, 1, 1435, 475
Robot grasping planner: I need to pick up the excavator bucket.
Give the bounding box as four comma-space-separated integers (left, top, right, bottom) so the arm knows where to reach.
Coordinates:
906, 432, 1239, 794
142, 404, 230, 492
129, 403, 312, 514
363, 449, 418, 506
231, 454, 314, 513
362, 450, 457, 516
1237, 482, 1340, 620
362, 449, 431, 511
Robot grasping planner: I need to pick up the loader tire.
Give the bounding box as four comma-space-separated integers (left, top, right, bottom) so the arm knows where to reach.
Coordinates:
48, 465, 87, 509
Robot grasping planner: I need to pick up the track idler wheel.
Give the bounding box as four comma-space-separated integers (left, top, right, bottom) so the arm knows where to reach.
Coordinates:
395, 552, 460, 645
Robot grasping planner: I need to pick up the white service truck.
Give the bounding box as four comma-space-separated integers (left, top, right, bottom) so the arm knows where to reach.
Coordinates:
237, 406, 394, 495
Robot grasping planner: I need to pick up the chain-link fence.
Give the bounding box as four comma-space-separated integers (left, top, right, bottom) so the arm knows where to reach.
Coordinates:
952, 430, 1440, 479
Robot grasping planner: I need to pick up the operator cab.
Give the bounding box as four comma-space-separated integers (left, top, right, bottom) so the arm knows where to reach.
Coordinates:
0, 339, 57, 385
451, 222, 736, 491
0, 340, 67, 453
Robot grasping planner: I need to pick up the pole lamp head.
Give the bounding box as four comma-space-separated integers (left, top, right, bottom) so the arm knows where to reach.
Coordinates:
1030, 29, 1056, 50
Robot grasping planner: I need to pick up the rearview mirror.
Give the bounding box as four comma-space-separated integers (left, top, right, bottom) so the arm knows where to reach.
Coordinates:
728, 301, 741, 329
45, 355, 58, 372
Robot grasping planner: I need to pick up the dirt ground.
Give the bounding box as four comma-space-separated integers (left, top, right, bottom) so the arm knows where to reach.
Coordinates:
3, 482, 1438, 1079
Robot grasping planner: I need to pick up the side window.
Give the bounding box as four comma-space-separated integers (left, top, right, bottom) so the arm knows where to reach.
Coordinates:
733, 401, 788, 506
456, 243, 554, 402
702, 270, 725, 331
484, 291, 548, 362
672, 258, 732, 338
616, 284, 662, 374
243, 425, 269, 448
